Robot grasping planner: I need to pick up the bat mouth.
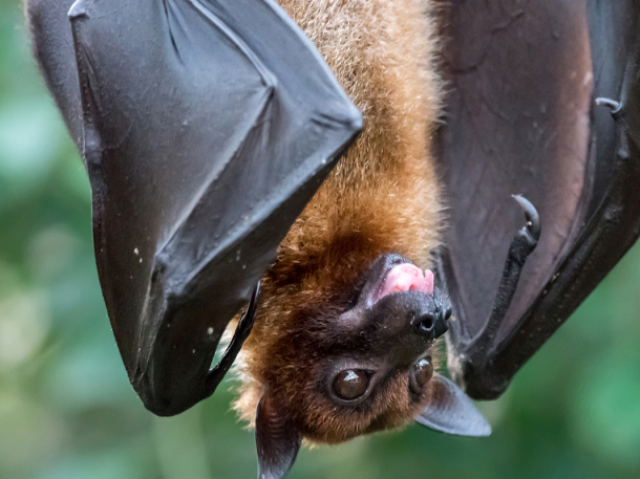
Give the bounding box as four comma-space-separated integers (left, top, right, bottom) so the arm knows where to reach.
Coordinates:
371, 263, 434, 304
363, 254, 435, 308
339, 253, 450, 343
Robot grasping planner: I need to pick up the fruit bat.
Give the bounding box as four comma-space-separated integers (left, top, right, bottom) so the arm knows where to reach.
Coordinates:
24, 0, 640, 478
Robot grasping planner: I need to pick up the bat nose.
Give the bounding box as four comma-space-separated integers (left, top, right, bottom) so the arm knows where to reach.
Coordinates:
412, 306, 451, 339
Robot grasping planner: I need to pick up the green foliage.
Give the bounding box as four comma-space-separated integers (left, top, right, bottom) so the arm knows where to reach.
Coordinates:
1, 1, 639, 478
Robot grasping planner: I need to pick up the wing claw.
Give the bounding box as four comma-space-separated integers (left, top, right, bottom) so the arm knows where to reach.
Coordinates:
452, 197, 541, 399
512, 195, 540, 247
596, 97, 622, 114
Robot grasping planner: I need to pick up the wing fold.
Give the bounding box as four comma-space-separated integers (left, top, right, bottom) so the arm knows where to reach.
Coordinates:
33, 0, 361, 415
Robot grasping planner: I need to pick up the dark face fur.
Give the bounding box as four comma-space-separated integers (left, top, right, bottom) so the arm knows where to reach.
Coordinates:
249, 253, 489, 479
281, 253, 450, 442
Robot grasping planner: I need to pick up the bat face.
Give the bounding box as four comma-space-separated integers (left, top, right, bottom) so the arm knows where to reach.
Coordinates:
239, 252, 489, 477
257, 253, 450, 441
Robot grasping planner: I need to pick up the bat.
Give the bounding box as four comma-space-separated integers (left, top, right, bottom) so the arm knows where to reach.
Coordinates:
27, 0, 490, 476
24, 0, 640, 478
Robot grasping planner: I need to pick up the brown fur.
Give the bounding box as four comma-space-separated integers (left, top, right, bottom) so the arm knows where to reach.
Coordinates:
233, 0, 444, 443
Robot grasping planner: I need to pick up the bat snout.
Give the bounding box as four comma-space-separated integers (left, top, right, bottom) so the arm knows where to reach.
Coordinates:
350, 289, 450, 366
337, 254, 451, 361
367, 288, 450, 335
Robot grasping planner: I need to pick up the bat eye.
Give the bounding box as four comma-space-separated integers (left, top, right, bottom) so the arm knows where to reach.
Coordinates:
333, 369, 371, 401
409, 357, 433, 395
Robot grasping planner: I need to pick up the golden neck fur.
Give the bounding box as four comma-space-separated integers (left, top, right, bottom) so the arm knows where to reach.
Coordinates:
233, 0, 444, 441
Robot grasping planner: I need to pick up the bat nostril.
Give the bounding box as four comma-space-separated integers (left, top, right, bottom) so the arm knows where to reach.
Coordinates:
434, 309, 450, 339
413, 308, 450, 339
414, 314, 435, 336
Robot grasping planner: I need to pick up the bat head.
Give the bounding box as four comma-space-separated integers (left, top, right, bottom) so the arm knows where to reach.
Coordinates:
241, 253, 491, 479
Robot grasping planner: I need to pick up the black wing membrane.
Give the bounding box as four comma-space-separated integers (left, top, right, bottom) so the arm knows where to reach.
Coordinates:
439, 0, 640, 399
29, 0, 361, 415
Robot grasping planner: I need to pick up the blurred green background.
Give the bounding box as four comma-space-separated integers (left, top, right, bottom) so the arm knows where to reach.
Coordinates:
1, 1, 640, 478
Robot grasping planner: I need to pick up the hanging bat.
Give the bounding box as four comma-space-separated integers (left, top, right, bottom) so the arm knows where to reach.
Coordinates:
24, 0, 640, 478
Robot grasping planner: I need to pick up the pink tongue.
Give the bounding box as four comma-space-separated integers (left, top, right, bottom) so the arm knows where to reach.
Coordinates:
374, 264, 434, 303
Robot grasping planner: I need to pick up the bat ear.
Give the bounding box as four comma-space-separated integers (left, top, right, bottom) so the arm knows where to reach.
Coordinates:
255, 390, 302, 479
415, 373, 492, 437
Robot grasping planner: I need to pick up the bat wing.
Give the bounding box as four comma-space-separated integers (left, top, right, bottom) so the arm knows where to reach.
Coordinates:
438, 0, 640, 399
28, 0, 361, 415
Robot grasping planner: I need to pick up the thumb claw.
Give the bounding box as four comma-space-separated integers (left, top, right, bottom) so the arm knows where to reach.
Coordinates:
512, 195, 540, 241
